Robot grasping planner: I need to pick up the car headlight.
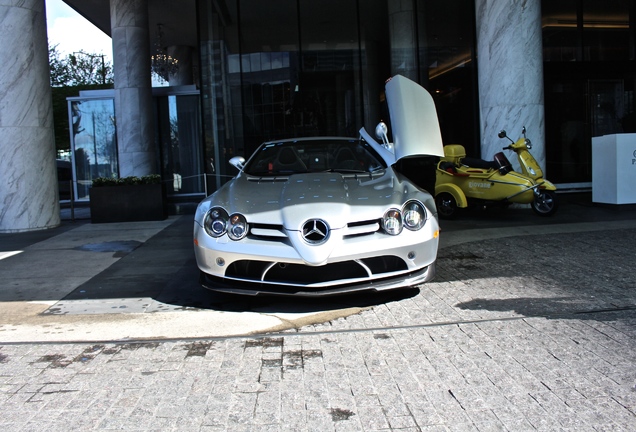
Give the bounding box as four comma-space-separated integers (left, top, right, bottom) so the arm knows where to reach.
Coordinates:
228, 213, 248, 240
204, 207, 229, 237
382, 209, 403, 235
403, 200, 426, 231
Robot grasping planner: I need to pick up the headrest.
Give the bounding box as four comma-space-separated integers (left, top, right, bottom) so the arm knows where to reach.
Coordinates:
443, 145, 466, 158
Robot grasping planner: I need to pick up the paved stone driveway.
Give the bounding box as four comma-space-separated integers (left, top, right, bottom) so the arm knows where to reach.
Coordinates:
1, 228, 635, 431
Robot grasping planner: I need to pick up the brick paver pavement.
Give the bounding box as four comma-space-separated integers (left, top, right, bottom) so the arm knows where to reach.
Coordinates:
1, 229, 635, 431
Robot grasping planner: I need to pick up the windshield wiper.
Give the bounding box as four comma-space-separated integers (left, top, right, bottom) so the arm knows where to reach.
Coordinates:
332, 169, 367, 174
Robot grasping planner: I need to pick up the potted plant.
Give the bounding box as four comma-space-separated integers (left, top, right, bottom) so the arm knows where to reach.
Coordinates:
89, 174, 167, 223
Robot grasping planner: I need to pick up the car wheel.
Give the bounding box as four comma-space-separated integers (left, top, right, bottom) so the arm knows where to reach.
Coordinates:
436, 192, 458, 220
531, 190, 558, 216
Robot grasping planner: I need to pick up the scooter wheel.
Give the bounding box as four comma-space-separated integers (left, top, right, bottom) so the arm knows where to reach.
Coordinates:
531, 190, 558, 216
436, 192, 458, 220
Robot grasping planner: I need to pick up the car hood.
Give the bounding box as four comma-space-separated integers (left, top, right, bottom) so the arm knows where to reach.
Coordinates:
213, 171, 407, 229
385, 75, 445, 160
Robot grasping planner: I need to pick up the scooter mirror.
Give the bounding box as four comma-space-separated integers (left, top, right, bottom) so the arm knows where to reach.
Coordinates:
498, 130, 507, 139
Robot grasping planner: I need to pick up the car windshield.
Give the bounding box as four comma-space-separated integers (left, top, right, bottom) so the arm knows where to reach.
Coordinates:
243, 139, 387, 176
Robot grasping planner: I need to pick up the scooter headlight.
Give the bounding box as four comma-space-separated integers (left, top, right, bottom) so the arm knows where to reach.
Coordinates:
403, 200, 426, 231
228, 213, 249, 240
382, 209, 403, 235
204, 207, 229, 237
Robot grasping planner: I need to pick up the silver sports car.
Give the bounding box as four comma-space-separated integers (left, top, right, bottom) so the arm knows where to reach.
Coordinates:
194, 75, 445, 296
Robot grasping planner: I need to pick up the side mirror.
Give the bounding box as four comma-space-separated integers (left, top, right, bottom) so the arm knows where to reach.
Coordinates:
229, 156, 245, 171
375, 122, 389, 145
498, 130, 507, 139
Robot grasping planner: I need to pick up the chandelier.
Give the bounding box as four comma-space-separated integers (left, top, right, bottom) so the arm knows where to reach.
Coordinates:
151, 24, 179, 83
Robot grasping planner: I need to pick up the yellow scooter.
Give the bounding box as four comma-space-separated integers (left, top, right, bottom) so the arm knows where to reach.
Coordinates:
435, 126, 558, 219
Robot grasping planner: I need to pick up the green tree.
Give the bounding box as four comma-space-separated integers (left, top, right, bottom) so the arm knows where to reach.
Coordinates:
49, 44, 113, 87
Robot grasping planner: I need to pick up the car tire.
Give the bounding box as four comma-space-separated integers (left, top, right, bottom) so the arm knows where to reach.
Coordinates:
531, 190, 558, 216
435, 192, 458, 220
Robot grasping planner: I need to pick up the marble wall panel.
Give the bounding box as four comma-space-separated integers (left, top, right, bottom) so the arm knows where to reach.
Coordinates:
475, 0, 546, 172
0, 126, 60, 232
110, 0, 148, 28
0, 0, 59, 232
110, 0, 155, 178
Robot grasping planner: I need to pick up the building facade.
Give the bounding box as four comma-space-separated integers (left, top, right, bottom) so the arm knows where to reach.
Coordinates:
1, 0, 634, 232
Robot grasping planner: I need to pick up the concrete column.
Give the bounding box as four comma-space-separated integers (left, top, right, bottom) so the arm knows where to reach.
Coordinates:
110, 0, 155, 177
167, 45, 194, 86
0, 0, 60, 232
475, 0, 546, 171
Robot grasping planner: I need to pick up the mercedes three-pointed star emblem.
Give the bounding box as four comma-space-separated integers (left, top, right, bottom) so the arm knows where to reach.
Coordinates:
301, 219, 330, 245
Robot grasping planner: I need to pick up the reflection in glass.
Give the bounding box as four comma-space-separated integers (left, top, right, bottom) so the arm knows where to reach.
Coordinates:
68, 98, 117, 200
156, 94, 204, 196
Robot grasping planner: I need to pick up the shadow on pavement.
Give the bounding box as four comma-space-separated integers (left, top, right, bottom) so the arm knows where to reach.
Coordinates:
437, 227, 636, 321
53, 215, 420, 315
455, 296, 636, 320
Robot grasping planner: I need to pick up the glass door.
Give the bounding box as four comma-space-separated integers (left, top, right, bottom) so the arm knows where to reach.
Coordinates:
67, 97, 117, 201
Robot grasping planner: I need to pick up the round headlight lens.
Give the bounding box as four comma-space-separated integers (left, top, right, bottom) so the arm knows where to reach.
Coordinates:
382, 209, 403, 235
403, 201, 426, 231
204, 207, 229, 237
228, 213, 249, 240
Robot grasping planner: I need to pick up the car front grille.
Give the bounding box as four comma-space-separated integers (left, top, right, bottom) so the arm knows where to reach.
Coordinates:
225, 256, 408, 286
248, 220, 381, 241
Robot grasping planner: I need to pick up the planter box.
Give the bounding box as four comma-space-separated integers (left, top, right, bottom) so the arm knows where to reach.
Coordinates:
90, 184, 167, 223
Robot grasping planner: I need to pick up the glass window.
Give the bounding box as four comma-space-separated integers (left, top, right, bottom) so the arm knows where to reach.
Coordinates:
583, 0, 631, 61
239, 0, 300, 152
296, 0, 362, 138
155, 94, 204, 196
542, 0, 580, 62
543, 0, 633, 62
260, 52, 271, 71
544, 75, 590, 183
422, 0, 479, 155
228, 55, 240, 74
68, 98, 117, 200
542, 0, 636, 184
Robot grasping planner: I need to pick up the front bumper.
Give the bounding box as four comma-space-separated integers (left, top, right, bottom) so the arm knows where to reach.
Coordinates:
199, 262, 435, 296
193, 219, 439, 296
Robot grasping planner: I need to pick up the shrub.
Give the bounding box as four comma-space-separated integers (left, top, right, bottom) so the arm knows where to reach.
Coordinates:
92, 174, 161, 187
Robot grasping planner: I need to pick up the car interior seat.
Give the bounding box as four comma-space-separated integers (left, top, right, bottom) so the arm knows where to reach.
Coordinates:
273, 147, 307, 173
334, 147, 360, 170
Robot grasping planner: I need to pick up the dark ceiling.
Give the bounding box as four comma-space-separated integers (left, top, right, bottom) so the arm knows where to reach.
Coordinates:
63, 0, 198, 48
